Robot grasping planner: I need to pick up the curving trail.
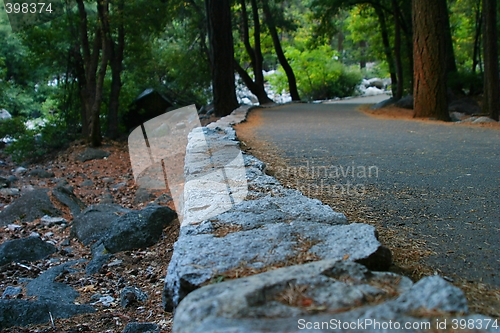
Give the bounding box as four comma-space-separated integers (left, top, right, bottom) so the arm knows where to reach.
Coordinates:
235, 98, 500, 288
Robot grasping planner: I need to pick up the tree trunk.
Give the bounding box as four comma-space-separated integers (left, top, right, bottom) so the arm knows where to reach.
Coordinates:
439, 0, 457, 76
205, 0, 239, 116
237, 0, 273, 105
483, 0, 500, 121
412, 0, 449, 121
392, 0, 403, 100
106, 0, 124, 139
261, 0, 300, 101
374, 6, 398, 98
472, 1, 482, 74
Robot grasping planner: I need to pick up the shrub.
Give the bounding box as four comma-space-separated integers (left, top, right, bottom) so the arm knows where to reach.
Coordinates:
268, 46, 362, 101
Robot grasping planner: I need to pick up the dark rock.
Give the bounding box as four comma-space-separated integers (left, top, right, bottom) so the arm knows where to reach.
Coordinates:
153, 193, 173, 205
7, 175, 18, 183
80, 179, 94, 187
120, 286, 148, 308
2, 286, 22, 299
26, 260, 85, 303
450, 111, 467, 122
102, 205, 177, 253
369, 97, 395, 110
395, 95, 414, 109
133, 187, 157, 205
99, 191, 115, 204
0, 299, 94, 329
52, 184, 87, 216
71, 204, 130, 245
122, 322, 160, 333
0, 188, 61, 226
448, 97, 481, 115
77, 148, 110, 162
0, 175, 10, 188
0, 236, 56, 266
28, 169, 55, 178
86, 242, 113, 275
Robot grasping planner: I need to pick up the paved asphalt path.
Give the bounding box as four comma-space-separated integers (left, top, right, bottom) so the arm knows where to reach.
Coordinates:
239, 97, 500, 285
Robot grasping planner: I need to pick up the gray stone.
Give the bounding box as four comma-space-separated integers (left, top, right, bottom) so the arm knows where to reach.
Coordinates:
134, 187, 157, 205
2, 286, 22, 299
0, 175, 10, 188
450, 111, 466, 122
52, 184, 87, 216
0, 236, 56, 266
0, 299, 95, 329
14, 166, 27, 174
163, 215, 389, 311
77, 148, 110, 162
0, 109, 11, 120
0, 188, 61, 226
120, 286, 148, 308
80, 179, 94, 187
28, 169, 55, 178
395, 95, 414, 109
122, 322, 160, 333
26, 260, 85, 303
369, 98, 395, 110
472, 116, 497, 124
172, 261, 493, 333
0, 188, 20, 196
71, 204, 130, 245
7, 224, 21, 231
448, 98, 482, 115
86, 242, 113, 275
102, 205, 177, 253
102, 177, 114, 183
40, 215, 67, 226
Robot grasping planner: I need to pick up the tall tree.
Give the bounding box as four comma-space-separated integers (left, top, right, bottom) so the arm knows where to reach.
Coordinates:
205, 0, 239, 116
412, 0, 449, 121
261, 0, 300, 101
482, 0, 499, 121
235, 0, 273, 105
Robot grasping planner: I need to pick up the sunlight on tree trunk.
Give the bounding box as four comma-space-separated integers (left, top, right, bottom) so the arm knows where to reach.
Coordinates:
412, 0, 449, 121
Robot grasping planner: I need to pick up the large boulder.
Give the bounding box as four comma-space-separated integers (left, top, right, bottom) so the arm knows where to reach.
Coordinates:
71, 204, 131, 245
51, 184, 87, 216
448, 97, 481, 115
101, 205, 177, 253
76, 148, 110, 162
0, 188, 61, 226
395, 95, 414, 109
0, 236, 56, 266
0, 300, 95, 329
172, 260, 494, 333
370, 97, 396, 110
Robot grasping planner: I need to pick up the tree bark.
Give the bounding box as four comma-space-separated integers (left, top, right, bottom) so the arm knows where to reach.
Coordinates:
483, 0, 500, 120
412, 0, 449, 121
392, 0, 403, 100
205, 0, 239, 116
439, 0, 457, 76
237, 0, 273, 105
106, 0, 125, 139
374, 6, 398, 98
261, 0, 300, 101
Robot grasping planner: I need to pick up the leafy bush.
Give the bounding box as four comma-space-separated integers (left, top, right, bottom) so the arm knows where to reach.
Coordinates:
269, 46, 362, 101
0, 115, 74, 162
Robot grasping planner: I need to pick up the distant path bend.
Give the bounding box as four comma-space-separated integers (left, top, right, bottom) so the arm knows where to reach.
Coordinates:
236, 98, 500, 286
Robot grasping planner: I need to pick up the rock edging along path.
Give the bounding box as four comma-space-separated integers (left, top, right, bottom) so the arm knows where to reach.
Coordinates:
162, 105, 498, 333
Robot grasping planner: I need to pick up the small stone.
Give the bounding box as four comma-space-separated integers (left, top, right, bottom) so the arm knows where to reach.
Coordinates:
44, 232, 54, 238
14, 167, 27, 174
0, 188, 20, 196
107, 259, 123, 267
29, 232, 40, 238
2, 286, 23, 299
7, 224, 21, 231
122, 322, 160, 333
120, 287, 148, 308
41, 215, 67, 226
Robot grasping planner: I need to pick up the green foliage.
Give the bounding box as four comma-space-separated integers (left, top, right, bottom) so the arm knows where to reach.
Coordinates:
269, 45, 362, 100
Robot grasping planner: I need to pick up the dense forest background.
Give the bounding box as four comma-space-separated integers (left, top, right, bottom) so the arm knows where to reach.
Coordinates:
0, 0, 499, 160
